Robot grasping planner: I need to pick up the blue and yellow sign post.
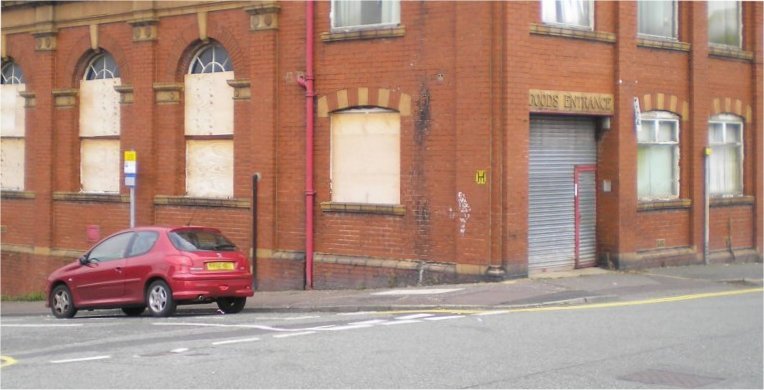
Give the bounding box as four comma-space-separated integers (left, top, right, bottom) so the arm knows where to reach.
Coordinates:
124, 150, 137, 228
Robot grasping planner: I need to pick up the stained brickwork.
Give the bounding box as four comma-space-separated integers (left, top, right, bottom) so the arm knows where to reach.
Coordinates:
0, 1, 760, 296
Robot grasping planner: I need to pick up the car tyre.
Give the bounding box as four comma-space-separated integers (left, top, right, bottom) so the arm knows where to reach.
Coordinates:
146, 280, 176, 317
50, 285, 77, 319
216, 297, 246, 314
121, 306, 146, 317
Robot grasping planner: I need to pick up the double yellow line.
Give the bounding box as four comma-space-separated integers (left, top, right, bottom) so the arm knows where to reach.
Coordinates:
381, 287, 763, 315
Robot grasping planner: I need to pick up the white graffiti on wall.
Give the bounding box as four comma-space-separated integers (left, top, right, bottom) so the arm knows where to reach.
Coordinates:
456, 191, 471, 236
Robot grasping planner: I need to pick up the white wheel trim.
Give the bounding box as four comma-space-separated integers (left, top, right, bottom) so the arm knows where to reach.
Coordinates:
53, 289, 70, 314
149, 285, 168, 313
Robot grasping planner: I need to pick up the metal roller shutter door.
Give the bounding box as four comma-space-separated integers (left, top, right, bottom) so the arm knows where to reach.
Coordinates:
529, 116, 597, 271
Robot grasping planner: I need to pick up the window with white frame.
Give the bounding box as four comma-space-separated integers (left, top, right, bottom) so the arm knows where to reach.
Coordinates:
331, 108, 400, 204
708, 1, 741, 47
331, 0, 400, 31
541, 0, 593, 29
1, 61, 26, 191
708, 115, 743, 196
184, 42, 234, 198
79, 52, 121, 193
637, 111, 680, 200
638, 0, 677, 39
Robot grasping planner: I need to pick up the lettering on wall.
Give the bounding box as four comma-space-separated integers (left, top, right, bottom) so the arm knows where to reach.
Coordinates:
529, 89, 614, 115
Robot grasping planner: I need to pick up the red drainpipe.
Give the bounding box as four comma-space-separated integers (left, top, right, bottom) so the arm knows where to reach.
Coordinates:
297, 0, 315, 289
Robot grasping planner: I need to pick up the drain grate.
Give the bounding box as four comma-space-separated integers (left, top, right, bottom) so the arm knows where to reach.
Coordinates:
618, 369, 723, 388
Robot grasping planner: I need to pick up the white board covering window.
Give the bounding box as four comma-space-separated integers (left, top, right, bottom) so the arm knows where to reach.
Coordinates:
708, 115, 743, 196
331, 0, 400, 31
79, 77, 121, 193
185, 140, 233, 198
638, 0, 677, 39
708, 1, 741, 47
541, 0, 593, 30
1, 82, 26, 191
331, 109, 400, 204
637, 111, 679, 200
184, 43, 235, 199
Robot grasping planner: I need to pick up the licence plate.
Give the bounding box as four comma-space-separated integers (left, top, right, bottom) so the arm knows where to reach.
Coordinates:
206, 262, 235, 271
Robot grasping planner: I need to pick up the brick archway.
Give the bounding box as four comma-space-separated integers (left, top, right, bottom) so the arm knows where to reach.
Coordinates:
317, 87, 412, 117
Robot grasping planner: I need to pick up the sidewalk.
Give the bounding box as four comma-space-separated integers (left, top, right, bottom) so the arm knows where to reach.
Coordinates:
2, 262, 761, 317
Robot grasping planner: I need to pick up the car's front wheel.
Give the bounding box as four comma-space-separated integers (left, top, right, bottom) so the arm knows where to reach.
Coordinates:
146, 280, 176, 317
50, 285, 77, 319
216, 297, 246, 314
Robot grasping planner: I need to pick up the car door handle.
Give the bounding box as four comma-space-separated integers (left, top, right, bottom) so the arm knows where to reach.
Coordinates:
115, 267, 123, 273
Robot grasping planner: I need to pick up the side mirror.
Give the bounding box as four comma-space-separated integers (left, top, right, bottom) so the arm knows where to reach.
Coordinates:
79, 255, 89, 265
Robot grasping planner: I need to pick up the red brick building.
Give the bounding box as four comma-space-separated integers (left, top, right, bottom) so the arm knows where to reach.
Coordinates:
1, 1, 761, 296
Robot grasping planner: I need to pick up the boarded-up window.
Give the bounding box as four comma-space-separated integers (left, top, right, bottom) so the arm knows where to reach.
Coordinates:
331, 109, 400, 204
184, 72, 234, 136
1, 82, 26, 190
80, 139, 120, 192
184, 43, 234, 199
79, 77, 121, 193
186, 140, 233, 198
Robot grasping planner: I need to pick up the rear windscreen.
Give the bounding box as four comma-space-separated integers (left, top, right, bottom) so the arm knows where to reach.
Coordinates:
169, 230, 237, 251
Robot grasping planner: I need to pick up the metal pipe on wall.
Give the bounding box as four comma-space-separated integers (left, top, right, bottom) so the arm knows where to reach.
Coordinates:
297, 0, 316, 289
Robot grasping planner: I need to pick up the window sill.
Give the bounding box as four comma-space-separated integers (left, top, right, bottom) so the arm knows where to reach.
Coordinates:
1, 190, 35, 200
530, 23, 615, 44
320, 202, 405, 216
709, 45, 753, 62
153, 195, 250, 209
637, 37, 690, 52
321, 26, 405, 42
53, 192, 128, 203
637, 198, 691, 211
710, 195, 753, 207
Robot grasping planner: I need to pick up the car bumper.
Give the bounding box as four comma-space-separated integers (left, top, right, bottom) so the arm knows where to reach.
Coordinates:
170, 273, 254, 300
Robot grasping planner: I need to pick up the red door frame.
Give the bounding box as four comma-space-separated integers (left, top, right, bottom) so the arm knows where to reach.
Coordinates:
574, 165, 596, 269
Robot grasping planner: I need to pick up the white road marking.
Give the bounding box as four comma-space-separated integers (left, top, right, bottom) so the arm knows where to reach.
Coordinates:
171, 348, 189, 353
327, 324, 374, 331
473, 310, 510, 316
348, 319, 388, 325
212, 337, 261, 346
273, 332, 315, 338
3, 324, 83, 328
51, 355, 110, 364
395, 313, 435, 320
153, 322, 335, 332
381, 320, 422, 326
372, 288, 463, 296
424, 315, 465, 321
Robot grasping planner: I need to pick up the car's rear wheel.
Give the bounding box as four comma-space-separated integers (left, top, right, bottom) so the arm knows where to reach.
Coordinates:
50, 285, 77, 319
216, 297, 246, 314
121, 306, 145, 317
146, 280, 176, 317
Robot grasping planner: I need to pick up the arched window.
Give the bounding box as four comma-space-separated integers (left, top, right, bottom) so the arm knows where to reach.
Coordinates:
708, 114, 744, 196
184, 42, 235, 198
637, 111, 680, 200
189, 43, 232, 74
1, 62, 25, 84
85, 53, 120, 80
79, 52, 121, 193
1, 61, 27, 191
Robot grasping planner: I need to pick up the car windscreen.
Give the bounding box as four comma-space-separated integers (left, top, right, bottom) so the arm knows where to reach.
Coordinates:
169, 230, 237, 251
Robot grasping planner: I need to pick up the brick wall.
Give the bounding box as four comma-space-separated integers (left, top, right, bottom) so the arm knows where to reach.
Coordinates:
0, 1, 760, 296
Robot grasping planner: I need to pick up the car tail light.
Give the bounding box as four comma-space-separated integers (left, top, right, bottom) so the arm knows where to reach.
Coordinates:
167, 255, 192, 273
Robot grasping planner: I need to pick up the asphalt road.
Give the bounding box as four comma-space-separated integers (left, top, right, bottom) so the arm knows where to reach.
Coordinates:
1, 289, 761, 389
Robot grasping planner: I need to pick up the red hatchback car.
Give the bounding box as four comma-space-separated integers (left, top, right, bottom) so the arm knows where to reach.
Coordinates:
46, 226, 254, 318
